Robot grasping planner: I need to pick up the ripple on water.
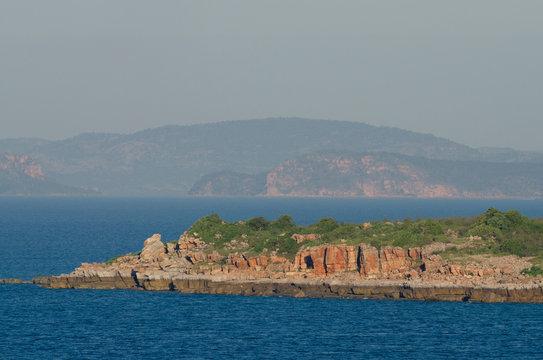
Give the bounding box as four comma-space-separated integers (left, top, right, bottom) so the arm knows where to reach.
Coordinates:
1, 286, 543, 359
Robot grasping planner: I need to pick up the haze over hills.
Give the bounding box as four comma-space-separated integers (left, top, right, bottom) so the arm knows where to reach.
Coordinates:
0, 154, 95, 196
1, 118, 542, 197
190, 152, 543, 198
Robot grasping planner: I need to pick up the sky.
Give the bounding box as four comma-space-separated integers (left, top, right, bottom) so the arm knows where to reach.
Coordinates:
1, 1, 542, 151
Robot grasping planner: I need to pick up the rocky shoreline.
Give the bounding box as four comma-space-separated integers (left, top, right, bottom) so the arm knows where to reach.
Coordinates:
22, 231, 541, 303
36, 273, 542, 303
4, 274, 543, 303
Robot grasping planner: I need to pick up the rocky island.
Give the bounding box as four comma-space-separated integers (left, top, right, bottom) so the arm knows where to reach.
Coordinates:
43, 208, 543, 302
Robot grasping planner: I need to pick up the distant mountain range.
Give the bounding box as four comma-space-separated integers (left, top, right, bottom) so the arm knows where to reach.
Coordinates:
1, 118, 542, 197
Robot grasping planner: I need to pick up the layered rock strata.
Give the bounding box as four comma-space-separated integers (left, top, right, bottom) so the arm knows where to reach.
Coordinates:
44, 233, 543, 303
43, 275, 543, 303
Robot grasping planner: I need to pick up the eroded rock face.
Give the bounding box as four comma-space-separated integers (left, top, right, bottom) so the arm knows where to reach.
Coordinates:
292, 245, 358, 275
227, 254, 250, 270
323, 245, 357, 274
379, 247, 410, 274
294, 250, 312, 271
248, 255, 269, 268
359, 244, 380, 277
309, 246, 328, 275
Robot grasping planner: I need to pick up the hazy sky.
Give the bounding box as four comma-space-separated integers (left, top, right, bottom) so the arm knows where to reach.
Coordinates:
1, 1, 542, 150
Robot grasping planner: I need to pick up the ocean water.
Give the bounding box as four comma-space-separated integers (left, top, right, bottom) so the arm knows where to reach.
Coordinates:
1, 197, 543, 359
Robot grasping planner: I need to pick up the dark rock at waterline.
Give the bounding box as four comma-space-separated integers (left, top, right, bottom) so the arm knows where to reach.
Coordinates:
44, 274, 543, 303
0, 278, 30, 284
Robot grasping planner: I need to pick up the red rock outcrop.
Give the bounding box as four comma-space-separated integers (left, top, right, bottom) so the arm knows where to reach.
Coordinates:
309, 246, 328, 275
293, 250, 312, 271
359, 244, 380, 277
293, 245, 358, 275
176, 235, 205, 250
324, 245, 357, 274
227, 254, 250, 270
408, 248, 423, 260
379, 247, 410, 274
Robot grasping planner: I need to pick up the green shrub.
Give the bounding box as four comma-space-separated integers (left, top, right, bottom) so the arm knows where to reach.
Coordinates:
277, 237, 300, 258
498, 237, 525, 256
272, 214, 297, 230
505, 210, 525, 228
311, 218, 340, 233
247, 217, 271, 231
409, 219, 443, 236
483, 207, 508, 230
480, 208, 527, 232
521, 265, 543, 277
467, 224, 502, 239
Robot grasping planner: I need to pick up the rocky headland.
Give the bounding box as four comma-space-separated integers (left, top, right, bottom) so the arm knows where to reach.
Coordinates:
42, 209, 543, 303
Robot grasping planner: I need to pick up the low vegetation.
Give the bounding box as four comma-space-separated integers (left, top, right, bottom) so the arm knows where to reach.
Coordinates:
521, 265, 543, 277
105, 252, 138, 266
183, 208, 543, 261
105, 254, 124, 266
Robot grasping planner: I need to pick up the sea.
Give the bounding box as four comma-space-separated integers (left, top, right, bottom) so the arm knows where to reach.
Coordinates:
1, 197, 543, 359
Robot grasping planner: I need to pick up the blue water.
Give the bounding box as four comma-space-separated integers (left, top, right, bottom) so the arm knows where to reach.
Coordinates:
1, 197, 543, 359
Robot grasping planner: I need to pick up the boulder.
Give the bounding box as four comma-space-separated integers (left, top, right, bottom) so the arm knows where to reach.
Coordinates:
177, 235, 205, 250
139, 234, 167, 263
408, 248, 423, 260
291, 234, 319, 244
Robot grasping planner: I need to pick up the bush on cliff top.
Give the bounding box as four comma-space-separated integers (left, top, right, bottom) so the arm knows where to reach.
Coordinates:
181, 209, 543, 261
